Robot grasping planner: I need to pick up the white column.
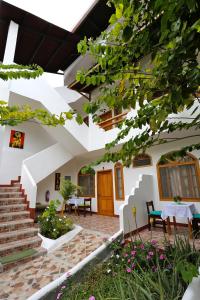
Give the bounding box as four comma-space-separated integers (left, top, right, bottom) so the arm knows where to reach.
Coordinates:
0, 20, 19, 102
0, 21, 19, 172
3, 20, 19, 64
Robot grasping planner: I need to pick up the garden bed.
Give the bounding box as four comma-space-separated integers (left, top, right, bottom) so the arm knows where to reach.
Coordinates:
57, 236, 200, 300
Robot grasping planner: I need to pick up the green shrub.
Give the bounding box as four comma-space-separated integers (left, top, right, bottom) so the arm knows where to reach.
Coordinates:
38, 200, 73, 239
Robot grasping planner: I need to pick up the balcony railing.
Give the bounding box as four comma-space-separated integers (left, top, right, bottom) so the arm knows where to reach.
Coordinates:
97, 111, 128, 131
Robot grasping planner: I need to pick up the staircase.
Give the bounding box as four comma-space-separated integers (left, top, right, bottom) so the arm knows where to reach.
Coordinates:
0, 178, 45, 272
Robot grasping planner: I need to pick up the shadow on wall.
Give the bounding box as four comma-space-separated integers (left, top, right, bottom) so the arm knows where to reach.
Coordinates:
119, 174, 154, 235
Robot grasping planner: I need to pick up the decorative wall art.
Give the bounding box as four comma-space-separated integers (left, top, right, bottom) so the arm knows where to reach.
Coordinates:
55, 173, 61, 190
9, 130, 25, 149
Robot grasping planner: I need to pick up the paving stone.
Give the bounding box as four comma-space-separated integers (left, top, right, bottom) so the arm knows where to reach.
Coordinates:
0, 218, 116, 300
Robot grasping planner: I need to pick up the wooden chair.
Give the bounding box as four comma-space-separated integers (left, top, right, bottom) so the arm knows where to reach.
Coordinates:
65, 203, 75, 214
78, 198, 92, 217
146, 201, 167, 233
192, 213, 200, 237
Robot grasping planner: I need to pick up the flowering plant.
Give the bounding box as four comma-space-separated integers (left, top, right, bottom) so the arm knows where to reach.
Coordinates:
38, 200, 73, 239
109, 239, 170, 274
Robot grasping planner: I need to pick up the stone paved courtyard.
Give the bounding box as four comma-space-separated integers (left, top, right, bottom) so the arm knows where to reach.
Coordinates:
0, 229, 108, 300
132, 226, 200, 250
0, 215, 119, 300
65, 213, 120, 235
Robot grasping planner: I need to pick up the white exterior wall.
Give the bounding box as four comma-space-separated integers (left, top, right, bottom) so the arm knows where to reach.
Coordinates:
0, 122, 55, 183
36, 136, 200, 223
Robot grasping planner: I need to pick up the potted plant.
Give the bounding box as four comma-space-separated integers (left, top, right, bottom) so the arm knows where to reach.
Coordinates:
173, 195, 182, 204
38, 199, 73, 239
59, 178, 80, 215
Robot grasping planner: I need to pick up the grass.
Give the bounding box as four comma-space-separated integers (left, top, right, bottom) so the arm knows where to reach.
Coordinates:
0, 248, 37, 264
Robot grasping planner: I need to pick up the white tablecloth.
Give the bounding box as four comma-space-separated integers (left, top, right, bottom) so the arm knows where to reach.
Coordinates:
161, 203, 196, 220
68, 198, 84, 207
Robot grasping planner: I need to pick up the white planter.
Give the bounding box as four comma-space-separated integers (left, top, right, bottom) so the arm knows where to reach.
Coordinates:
38, 225, 82, 252
182, 268, 200, 300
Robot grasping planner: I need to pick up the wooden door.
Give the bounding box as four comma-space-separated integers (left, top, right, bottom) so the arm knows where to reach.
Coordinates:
97, 170, 114, 216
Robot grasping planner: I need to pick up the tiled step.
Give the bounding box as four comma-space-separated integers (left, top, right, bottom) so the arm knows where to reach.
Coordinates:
0, 192, 23, 198
0, 211, 30, 222
0, 218, 34, 233
0, 247, 46, 273
0, 227, 38, 244
0, 197, 25, 205
12, 182, 21, 187
0, 187, 20, 192
0, 203, 27, 213
0, 236, 42, 256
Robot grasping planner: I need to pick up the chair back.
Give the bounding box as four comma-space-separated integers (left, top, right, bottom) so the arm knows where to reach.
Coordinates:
84, 198, 92, 206
146, 201, 154, 214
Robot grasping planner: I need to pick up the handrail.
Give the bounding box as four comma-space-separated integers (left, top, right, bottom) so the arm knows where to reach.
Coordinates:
97, 111, 128, 130
98, 111, 128, 126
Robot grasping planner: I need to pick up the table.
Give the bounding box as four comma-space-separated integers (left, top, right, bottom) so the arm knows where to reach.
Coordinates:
161, 203, 196, 238
67, 198, 85, 215
68, 197, 84, 206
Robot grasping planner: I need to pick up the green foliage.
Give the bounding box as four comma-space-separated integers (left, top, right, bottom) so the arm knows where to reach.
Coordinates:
76, 0, 200, 165
59, 179, 80, 202
80, 166, 95, 175
38, 200, 73, 239
0, 64, 43, 81
0, 101, 75, 127
0, 63, 77, 127
173, 195, 182, 203
60, 237, 199, 300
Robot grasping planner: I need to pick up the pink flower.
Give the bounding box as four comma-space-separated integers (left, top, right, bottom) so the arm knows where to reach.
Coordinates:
127, 259, 131, 263
89, 296, 95, 300
61, 285, 66, 290
132, 263, 135, 269
56, 293, 62, 300
159, 254, 166, 260
66, 271, 71, 278
148, 251, 154, 256
126, 267, 132, 273
124, 253, 128, 257
131, 250, 136, 256
151, 240, 157, 245
140, 244, 145, 249
146, 255, 151, 260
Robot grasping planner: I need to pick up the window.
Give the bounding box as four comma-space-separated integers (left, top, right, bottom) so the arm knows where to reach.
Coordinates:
114, 162, 125, 200
133, 154, 152, 167
157, 153, 200, 201
78, 169, 95, 197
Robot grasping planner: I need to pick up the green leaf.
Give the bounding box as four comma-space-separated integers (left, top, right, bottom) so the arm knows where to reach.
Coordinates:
109, 14, 117, 24
116, 3, 123, 19
177, 261, 198, 283
192, 18, 200, 32
122, 26, 132, 42
75, 114, 83, 125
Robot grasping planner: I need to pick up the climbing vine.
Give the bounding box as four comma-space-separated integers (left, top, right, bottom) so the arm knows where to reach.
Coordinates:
0, 64, 76, 126
76, 0, 200, 165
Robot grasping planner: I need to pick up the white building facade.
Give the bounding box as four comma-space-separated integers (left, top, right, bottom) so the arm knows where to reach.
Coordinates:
0, 2, 200, 229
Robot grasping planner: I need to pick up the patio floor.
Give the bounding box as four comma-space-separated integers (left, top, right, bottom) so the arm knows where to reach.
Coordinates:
65, 213, 120, 235
131, 226, 200, 250
0, 215, 119, 300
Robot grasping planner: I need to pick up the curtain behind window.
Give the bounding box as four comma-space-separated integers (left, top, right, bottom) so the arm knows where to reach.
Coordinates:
160, 164, 200, 199
78, 174, 95, 197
